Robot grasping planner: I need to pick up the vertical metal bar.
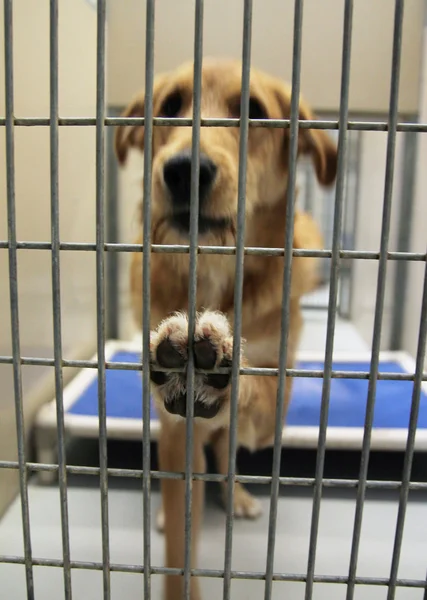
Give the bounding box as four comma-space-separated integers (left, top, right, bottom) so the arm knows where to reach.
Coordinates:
106, 106, 121, 340
387, 248, 427, 600
337, 132, 353, 319
264, 1, 304, 598
184, 1, 204, 597
390, 131, 418, 350
95, 1, 111, 597
3, 2, 34, 597
304, 2, 353, 598
304, 165, 314, 214
346, 130, 363, 321
49, 0, 72, 597
346, 2, 405, 598
141, 1, 156, 597
222, 2, 253, 599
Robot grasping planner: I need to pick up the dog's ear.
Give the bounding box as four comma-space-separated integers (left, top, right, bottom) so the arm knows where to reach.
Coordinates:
115, 73, 170, 165
115, 91, 146, 165
297, 97, 338, 186
274, 81, 338, 187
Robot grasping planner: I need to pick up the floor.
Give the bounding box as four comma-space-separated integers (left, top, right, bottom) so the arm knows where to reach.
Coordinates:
1, 477, 427, 599
1, 312, 427, 599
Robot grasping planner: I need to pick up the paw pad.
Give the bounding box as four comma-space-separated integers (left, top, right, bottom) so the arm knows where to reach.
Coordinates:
149, 311, 236, 420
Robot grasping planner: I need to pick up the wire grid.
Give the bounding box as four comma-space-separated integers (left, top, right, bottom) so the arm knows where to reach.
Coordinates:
297, 127, 360, 313
1, 0, 427, 599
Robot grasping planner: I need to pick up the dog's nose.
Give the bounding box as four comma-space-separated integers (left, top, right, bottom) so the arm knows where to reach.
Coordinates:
163, 150, 217, 206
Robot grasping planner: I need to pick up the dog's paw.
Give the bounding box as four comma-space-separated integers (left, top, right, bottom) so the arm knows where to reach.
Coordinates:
222, 482, 263, 519
149, 311, 236, 420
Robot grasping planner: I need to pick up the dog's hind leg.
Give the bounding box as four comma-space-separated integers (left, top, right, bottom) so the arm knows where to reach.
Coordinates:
211, 428, 262, 519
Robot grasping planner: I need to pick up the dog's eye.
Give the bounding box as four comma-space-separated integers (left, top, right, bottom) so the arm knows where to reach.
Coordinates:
248, 97, 267, 120
229, 96, 267, 120
160, 91, 183, 118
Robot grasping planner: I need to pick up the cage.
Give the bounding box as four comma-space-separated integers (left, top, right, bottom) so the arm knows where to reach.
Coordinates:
1, 1, 427, 599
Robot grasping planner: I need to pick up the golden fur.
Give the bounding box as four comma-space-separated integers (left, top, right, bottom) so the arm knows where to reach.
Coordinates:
116, 58, 337, 600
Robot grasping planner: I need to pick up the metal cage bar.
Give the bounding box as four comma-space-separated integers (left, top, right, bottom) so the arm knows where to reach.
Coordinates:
305, 2, 354, 597
264, 2, 304, 598
2, 461, 427, 490
222, 2, 253, 598
141, 1, 156, 597
105, 106, 122, 340
94, 1, 111, 597
1, 461, 427, 490
3, 1, 35, 597
0, 240, 425, 260
1, 116, 427, 133
183, 2, 204, 596
0, 354, 424, 381
387, 247, 427, 600
346, 2, 405, 598
49, 0, 72, 597
0, 553, 426, 588
390, 132, 418, 350
1, 1, 426, 597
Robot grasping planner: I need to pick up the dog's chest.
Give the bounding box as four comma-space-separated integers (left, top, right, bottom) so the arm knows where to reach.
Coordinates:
196, 272, 230, 310
194, 259, 234, 311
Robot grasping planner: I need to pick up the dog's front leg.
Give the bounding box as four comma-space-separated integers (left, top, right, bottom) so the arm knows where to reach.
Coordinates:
158, 416, 205, 600
150, 309, 239, 599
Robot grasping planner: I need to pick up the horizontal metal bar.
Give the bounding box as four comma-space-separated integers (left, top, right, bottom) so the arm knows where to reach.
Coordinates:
0, 554, 425, 588
0, 240, 425, 261
0, 355, 424, 381
1, 116, 427, 133
2, 461, 427, 491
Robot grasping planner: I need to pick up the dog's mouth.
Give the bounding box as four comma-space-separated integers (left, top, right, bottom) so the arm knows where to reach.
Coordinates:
170, 211, 231, 235
164, 393, 223, 419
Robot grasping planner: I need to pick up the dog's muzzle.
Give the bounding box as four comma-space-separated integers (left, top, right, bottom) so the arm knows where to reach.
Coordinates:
163, 149, 230, 234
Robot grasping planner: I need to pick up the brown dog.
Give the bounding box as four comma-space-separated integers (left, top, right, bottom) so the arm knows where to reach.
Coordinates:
115, 59, 337, 600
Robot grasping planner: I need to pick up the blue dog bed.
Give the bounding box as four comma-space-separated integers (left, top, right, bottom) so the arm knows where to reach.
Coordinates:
67, 350, 427, 433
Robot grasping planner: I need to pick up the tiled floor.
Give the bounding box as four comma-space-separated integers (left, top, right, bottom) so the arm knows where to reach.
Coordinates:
1, 313, 427, 599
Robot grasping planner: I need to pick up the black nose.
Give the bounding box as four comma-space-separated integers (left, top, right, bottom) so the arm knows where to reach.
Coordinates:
163, 150, 217, 206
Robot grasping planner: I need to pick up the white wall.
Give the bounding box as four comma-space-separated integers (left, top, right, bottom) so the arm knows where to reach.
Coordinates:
0, 0, 98, 515
0, 1, 99, 353
352, 3, 427, 364
402, 6, 427, 369
107, 0, 424, 113
116, 151, 146, 340
350, 130, 405, 351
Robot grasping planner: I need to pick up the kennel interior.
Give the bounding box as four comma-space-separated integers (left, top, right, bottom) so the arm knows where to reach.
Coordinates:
1, 0, 427, 598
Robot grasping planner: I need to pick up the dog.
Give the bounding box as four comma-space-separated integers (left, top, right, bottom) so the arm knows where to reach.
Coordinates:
115, 58, 337, 600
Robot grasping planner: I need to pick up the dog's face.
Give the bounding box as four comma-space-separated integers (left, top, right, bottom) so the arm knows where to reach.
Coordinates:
116, 59, 337, 244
